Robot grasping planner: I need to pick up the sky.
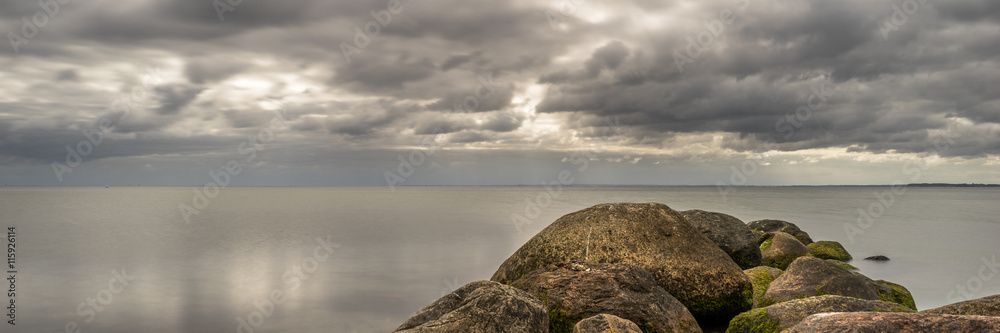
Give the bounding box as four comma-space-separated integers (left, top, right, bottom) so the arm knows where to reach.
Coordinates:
0, 0, 998, 186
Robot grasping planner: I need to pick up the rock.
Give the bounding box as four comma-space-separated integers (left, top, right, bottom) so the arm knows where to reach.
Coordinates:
727, 295, 915, 333
788, 312, 1000, 332
744, 266, 783, 308
874, 280, 917, 311
807, 241, 852, 261
511, 261, 702, 333
393, 280, 548, 333
825, 259, 858, 271
573, 314, 643, 333
751, 229, 767, 244
747, 219, 814, 244
865, 255, 890, 261
761, 256, 881, 307
491, 203, 753, 322
923, 294, 1000, 317
760, 232, 811, 270
681, 210, 762, 269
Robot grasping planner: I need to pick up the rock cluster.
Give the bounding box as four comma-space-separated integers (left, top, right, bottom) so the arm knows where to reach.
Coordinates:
392, 202, 999, 333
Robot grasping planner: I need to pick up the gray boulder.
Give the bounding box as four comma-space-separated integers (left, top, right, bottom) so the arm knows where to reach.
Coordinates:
747, 219, 814, 244
512, 261, 702, 333
681, 210, 762, 269
761, 257, 881, 307
492, 203, 753, 322
788, 312, 1000, 332
573, 314, 643, 333
760, 232, 811, 270
726, 295, 914, 333
394, 280, 548, 333
923, 294, 1000, 317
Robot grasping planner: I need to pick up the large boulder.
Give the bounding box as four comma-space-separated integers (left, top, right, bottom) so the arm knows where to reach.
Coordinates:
492, 203, 753, 322
807, 241, 852, 261
726, 295, 915, 333
681, 210, 762, 269
826, 259, 858, 271
744, 266, 783, 308
923, 294, 1000, 317
511, 261, 701, 333
760, 232, 811, 270
874, 280, 917, 311
394, 280, 548, 333
747, 220, 813, 244
788, 312, 1000, 332
761, 256, 881, 307
574, 314, 643, 333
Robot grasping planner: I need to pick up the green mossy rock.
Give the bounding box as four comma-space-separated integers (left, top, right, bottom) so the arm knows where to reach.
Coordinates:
760, 232, 811, 270
491, 203, 753, 323
746, 220, 814, 245
807, 241, 852, 261
725, 308, 780, 333
875, 280, 917, 311
825, 259, 857, 271
726, 295, 914, 333
761, 257, 881, 307
744, 266, 783, 308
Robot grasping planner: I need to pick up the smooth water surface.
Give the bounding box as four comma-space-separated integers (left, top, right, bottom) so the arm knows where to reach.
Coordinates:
3, 186, 999, 332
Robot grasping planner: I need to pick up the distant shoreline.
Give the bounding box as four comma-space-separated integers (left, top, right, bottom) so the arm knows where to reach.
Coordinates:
2, 183, 998, 188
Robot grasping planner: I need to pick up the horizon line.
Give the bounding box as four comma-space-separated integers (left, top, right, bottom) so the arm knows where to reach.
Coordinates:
2, 183, 998, 188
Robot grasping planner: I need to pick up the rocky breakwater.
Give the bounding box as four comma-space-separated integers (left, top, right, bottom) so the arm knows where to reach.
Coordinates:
393, 202, 1000, 333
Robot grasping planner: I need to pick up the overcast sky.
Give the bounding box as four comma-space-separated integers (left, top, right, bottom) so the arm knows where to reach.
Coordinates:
1, 0, 998, 186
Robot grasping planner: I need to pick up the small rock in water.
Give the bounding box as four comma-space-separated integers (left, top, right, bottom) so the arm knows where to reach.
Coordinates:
865, 255, 890, 261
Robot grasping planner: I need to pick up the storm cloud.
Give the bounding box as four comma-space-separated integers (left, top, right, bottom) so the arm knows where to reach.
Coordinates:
0, 0, 997, 185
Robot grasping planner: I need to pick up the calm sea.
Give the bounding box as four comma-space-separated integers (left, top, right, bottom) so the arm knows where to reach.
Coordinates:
3, 186, 999, 332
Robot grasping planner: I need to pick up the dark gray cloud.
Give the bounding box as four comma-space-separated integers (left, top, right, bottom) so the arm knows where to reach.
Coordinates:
184, 57, 247, 84
332, 54, 437, 91
55, 69, 78, 81
0, 0, 998, 185
154, 85, 204, 115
